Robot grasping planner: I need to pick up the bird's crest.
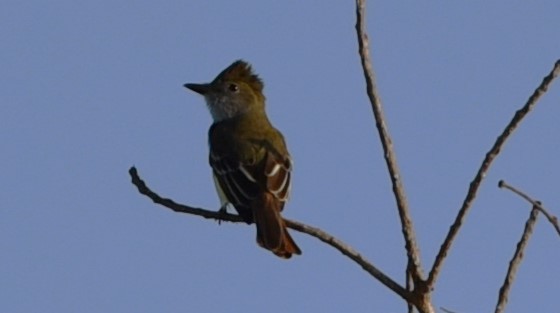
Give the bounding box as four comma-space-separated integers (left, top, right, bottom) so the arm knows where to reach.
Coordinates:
214, 60, 264, 93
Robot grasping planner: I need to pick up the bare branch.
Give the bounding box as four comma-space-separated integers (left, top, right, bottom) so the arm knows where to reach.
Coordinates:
355, 0, 424, 284
427, 59, 560, 288
285, 218, 411, 303
406, 263, 414, 313
494, 205, 539, 313
499, 180, 560, 237
129, 167, 245, 222
129, 166, 412, 303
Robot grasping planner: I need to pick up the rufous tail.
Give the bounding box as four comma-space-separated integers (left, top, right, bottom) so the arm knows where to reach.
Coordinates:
252, 193, 301, 258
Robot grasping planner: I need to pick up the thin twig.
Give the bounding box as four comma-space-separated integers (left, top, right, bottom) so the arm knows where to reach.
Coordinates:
499, 180, 560, 237
128, 166, 412, 303
494, 205, 539, 313
355, 0, 424, 284
427, 59, 560, 289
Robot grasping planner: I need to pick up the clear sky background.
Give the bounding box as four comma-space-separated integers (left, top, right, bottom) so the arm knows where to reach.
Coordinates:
1, 1, 559, 312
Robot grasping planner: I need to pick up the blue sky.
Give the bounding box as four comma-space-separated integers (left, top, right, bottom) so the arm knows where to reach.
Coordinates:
1, 1, 559, 312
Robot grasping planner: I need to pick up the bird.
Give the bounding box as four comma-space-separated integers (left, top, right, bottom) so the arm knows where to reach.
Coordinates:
184, 60, 301, 258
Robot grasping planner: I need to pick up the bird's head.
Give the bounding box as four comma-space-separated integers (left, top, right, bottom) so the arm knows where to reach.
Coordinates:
184, 60, 265, 122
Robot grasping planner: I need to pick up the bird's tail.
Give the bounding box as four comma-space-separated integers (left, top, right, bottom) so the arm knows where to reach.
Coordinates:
252, 193, 301, 258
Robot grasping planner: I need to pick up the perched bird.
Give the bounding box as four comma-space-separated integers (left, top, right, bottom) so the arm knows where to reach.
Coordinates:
184, 60, 301, 258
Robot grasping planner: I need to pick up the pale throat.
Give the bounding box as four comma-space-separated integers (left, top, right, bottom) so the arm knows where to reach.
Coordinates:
204, 95, 250, 122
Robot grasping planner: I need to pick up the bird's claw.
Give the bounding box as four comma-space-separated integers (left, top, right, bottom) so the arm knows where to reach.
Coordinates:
217, 205, 228, 225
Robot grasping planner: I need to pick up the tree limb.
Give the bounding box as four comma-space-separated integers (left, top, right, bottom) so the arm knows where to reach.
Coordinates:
128, 166, 412, 303
355, 0, 425, 285
427, 59, 560, 289
494, 204, 539, 313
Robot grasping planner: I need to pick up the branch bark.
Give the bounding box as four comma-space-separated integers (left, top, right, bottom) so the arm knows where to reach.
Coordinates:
494, 205, 539, 313
355, 0, 425, 287
499, 180, 560, 237
128, 166, 412, 303
427, 59, 560, 289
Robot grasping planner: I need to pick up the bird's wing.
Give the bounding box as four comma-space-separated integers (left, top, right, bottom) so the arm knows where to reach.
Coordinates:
262, 150, 292, 203
209, 149, 260, 208
209, 145, 292, 209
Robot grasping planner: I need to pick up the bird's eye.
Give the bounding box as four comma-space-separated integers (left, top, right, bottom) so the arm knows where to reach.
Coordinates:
228, 83, 239, 93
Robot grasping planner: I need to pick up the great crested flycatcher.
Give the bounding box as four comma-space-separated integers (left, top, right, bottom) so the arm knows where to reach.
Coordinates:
184, 60, 301, 258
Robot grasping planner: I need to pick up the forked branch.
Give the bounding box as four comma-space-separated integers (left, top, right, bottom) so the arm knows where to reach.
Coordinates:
427, 59, 560, 289
499, 180, 560, 237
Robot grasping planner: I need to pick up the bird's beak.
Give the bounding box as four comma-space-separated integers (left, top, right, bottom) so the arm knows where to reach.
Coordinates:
184, 83, 211, 95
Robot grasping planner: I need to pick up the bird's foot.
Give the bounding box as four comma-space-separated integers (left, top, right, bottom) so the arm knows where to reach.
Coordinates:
217, 205, 228, 225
